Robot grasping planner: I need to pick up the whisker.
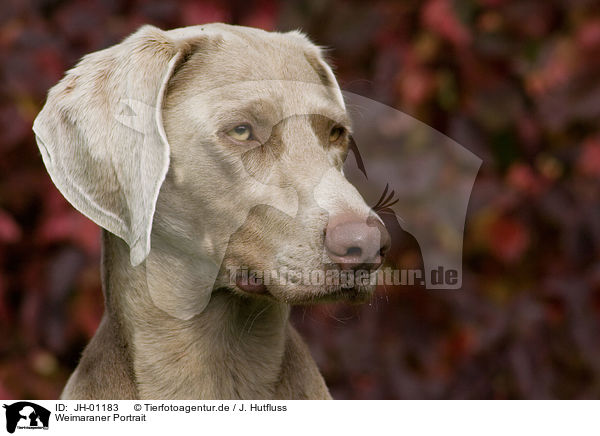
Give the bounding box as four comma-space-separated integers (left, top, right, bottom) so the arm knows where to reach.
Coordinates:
246, 302, 272, 334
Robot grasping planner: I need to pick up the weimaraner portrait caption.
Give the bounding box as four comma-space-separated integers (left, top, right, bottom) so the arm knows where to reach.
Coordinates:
33, 23, 394, 399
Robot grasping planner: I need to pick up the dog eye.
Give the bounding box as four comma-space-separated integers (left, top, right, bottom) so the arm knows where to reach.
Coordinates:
226, 124, 253, 141
329, 126, 346, 143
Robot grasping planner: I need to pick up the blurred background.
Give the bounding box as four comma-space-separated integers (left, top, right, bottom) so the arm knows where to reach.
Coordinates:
2, 0, 600, 399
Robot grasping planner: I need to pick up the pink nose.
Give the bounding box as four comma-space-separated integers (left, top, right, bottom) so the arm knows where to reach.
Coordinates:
324, 213, 391, 271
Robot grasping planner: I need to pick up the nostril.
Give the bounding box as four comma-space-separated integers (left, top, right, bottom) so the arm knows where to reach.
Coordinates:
345, 246, 362, 258
377, 222, 391, 258
324, 213, 390, 271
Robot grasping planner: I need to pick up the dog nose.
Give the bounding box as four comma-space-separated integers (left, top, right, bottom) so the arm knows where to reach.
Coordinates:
325, 213, 391, 270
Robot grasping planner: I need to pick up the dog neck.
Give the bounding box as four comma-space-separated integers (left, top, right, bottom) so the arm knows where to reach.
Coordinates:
101, 230, 290, 399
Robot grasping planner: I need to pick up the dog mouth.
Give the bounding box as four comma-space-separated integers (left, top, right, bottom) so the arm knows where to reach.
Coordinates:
235, 272, 268, 294
312, 284, 374, 304
232, 265, 378, 303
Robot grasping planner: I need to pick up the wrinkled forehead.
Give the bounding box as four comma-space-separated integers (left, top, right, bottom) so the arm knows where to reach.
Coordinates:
165, 28, 348, 127
176, 80, 348, 128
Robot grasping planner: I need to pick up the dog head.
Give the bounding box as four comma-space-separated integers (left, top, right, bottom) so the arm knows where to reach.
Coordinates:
33, 24, 390, 318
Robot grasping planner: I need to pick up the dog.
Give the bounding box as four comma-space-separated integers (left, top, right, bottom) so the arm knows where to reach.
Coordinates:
33, 23, 390, 399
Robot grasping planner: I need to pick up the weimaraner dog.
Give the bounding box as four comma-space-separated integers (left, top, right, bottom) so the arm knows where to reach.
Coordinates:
33, 23, 390, 399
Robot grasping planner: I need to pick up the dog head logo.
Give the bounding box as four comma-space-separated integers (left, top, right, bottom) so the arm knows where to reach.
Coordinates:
3, 402, 50, 434
94, 84, 481, 320
33, 24, 481, 321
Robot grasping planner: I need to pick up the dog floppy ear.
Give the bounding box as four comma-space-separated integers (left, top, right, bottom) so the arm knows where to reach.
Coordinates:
33, 25, 196, 266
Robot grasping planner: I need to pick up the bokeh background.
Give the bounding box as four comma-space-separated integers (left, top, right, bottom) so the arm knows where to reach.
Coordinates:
2, 0, 600, 399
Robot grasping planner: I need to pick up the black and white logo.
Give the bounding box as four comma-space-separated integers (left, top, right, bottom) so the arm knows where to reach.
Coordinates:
3, 402, 50, 434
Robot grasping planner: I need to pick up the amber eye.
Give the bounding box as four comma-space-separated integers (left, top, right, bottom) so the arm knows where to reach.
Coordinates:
226, 124, 253, 141
329, 126, 346, 142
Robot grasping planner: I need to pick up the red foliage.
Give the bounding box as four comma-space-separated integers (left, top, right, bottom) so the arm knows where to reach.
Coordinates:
577, 137, 600, 178
1, 0, 600, 399
488, 216, 530, 263
422, 0, 471, 48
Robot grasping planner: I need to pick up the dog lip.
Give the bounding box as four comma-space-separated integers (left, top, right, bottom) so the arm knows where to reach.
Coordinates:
337, 286, 364, 298
316, 286, 372, 304
235, 274, 268, 294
